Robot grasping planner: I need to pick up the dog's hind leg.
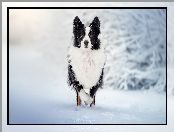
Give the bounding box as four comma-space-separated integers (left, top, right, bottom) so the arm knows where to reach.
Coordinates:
76, 92, 81, 106
89, 69, 104, 107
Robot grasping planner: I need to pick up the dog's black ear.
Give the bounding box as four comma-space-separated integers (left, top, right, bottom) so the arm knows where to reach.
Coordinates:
73, 16, 84, 34
73, 16, 85, 48
90, 16, 100, 35
91, 16, 100, 27
89, 17, 101, 50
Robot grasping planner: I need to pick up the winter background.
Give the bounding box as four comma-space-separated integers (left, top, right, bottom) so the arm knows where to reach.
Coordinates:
8, 7, 169, 124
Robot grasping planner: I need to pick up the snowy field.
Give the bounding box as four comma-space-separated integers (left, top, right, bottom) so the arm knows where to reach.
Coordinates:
8, 7, 167, 124
9, 46, 166, 124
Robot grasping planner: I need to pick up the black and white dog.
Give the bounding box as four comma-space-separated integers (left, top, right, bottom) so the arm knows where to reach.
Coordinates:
67, 16, 106, 106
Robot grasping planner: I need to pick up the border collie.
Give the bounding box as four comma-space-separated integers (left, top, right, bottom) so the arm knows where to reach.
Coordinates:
67, 16, 106, 107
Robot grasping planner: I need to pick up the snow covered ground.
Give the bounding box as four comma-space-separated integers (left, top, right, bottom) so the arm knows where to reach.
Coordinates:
9, 46, 166, 124
8, 7, 167, 124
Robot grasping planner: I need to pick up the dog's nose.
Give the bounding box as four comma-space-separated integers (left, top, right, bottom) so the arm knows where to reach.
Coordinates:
84, 40, 89, 48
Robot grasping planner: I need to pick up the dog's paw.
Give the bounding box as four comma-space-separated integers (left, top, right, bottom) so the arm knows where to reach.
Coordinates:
79, 89, 89, 102
84, 96, 93, 105
79, 89, 93, 105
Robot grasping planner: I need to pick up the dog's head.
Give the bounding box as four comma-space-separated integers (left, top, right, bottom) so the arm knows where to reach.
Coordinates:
73, 16, 101, 50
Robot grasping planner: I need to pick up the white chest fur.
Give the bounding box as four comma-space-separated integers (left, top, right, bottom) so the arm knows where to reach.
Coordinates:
68, 47, 106, 89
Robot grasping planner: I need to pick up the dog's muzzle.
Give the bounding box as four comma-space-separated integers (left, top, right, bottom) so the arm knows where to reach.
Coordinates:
84, 40, 89, 48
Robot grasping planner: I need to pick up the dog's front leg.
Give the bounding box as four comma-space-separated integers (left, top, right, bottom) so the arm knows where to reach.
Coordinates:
90, 96, 95, 107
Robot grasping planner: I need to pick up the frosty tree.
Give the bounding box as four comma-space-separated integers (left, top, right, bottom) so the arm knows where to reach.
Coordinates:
100, 9, 166, 91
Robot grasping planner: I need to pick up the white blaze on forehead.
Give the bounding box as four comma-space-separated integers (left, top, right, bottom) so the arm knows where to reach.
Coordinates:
86, 27, 90, 34
81, 27, 91, 49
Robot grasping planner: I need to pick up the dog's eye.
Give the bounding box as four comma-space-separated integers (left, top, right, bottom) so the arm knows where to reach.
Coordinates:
88, 31, 92, 37
79, 30, 85, 38
89, 30, 97, 38
80, 35, 83, 39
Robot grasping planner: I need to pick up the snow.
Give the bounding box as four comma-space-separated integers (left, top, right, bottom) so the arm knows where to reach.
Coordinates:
9, 43, 165, 124
8, 5, 167, 125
